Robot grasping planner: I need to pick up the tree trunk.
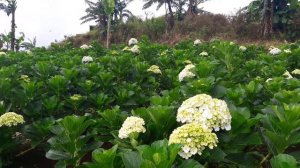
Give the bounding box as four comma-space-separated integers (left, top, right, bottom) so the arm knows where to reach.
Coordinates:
166, 0, 174, 32
10, 7, 16, 51
106, 14, 111, 48
261, 0, 273, 39
187, 0, 197, 16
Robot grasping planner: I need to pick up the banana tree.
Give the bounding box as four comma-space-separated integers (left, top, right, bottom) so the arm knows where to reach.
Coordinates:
103, 0, 115, 48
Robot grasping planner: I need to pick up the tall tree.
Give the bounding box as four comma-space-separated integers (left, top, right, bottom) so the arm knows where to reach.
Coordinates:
81, 0, 107, 39
81, 0, 133, 40
261, 0, 273, 38
103, 0, 115, 48
186, 0, 208, 16
143, 0, 175, 32
0, 0, 17, 51
245, 0, 299, 39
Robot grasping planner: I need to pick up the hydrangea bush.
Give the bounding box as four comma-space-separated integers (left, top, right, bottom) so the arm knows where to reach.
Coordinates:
0, 39, 299, 167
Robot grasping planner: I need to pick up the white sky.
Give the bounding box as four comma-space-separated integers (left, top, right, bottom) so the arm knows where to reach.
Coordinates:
0, 0, 253, 47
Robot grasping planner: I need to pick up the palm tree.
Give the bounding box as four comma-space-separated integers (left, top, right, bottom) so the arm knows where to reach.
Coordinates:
186, 0, 208, 16
143, 0, 175, 32
0, 0, 17, 51
81, 0, 133, 40
113, 0, 133, 23
103, 0, 115, 48
21, 36, 37, 51
81, 0, 107, 39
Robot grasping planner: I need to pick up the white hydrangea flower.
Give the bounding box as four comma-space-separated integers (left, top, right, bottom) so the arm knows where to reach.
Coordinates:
193, 39, 201, 46
178, 64, 196, 82
266, 78, 273, 83
169, 123, 218, 159
0, 51, 6, 56
130, 45, 140, 53
269, 47, 281, 55
0, 112, 25, 127
199, 51, 208, 56
239, 46, 247, 51
184, 60, 192, 64
26, 50, 32, 55
122, 46, 131, 51
19, 75, 30, 82
118, 116, 146, 139
70, 94, 83, 101
184, 64, 196, 71
291, 69, 300, 75
284, 49, 292, 53
179, 70, 196, 82
80, 44, 92, 49
128, 38, 138, 46
147, 65, 162, 74
82, 56, 93, 64
177, 94, 232, 131
283, 70, 293, 79
229, 42, 235, 45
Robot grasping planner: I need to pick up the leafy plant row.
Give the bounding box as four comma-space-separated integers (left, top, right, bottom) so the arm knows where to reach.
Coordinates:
0, 38, 299, 168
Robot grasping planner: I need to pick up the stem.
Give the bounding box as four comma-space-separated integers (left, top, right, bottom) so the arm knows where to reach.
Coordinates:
16, 147, 35, 157
260, 153, 271, 166
106, 14, 111, 48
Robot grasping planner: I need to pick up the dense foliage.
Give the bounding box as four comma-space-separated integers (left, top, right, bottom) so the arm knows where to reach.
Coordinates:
0, 38, 300, 167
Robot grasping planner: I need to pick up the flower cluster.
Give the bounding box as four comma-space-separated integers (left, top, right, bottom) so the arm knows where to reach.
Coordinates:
199, 51, 208, 56
229, 42, 235, 45
239, 46, 247, 51
284, 49, 292, 53
82, 56, 93, 64
19, 75, 30, 83
178, 64, 196, 82
147, 65, 162, 74
0, 112, 25, 127
169, 123, 218, 159
118, 116, 146, 139
266, 78, 273, 83
176, 94, 231, 131
0, 52, 6, 56
80, 44, 92, 49
269, 47, 281, 55
283, 70, 293, 79
130, 45, 140, 53
128, 38, 138, 46
291, 69, 300, 75
184, 60, 192, 64
169, 94, 231, 159
70, 94, 83, 101
193, 39, 201, 46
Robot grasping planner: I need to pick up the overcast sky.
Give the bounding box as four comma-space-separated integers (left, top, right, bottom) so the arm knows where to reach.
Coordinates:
0, 0, 253, 47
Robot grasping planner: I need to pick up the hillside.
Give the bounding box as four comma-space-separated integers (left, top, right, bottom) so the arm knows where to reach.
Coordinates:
64, 14, 295, 48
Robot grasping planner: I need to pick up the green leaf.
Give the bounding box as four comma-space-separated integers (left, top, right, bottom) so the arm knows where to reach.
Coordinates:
270, 154, 297, 168
141, 160, 156, 168
178, 159, 204, 168
46, 150, 71, 160
91, 145, 118, 168
55, 160, 67, 168
122, 151, 141, 168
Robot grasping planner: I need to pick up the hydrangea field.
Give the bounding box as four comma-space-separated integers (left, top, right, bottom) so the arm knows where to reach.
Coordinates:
0, 38, 300, 168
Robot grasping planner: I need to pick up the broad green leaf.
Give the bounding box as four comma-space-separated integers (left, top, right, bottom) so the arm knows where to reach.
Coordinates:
178, 159, 204, 168
270, 154, 297, 168
122, 151, 141, 168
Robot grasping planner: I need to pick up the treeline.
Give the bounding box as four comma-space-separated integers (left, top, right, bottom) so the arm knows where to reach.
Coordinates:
0, 0, 36, 51
77, 0, 300, 47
